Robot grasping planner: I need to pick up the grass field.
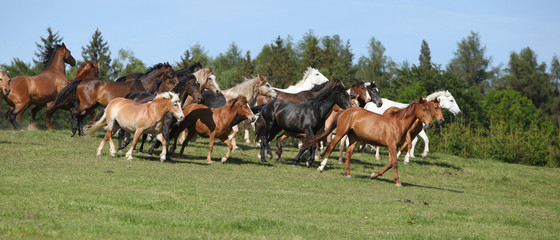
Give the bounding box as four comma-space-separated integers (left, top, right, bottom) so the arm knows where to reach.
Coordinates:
1, 130, 559, 239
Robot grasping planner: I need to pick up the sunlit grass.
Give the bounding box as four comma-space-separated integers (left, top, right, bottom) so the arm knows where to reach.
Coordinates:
1, 130, 559, 239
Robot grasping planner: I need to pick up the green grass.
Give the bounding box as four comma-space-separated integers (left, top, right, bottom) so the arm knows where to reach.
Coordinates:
1, 130, 559, 239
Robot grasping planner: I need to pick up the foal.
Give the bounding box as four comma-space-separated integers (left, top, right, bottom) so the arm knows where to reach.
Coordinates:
88, 92, 184, 162
170, 96, 256, 164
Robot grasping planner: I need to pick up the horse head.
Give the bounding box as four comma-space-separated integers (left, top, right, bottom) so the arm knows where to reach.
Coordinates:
255, 74, 277, 99
229, 96, 256, 122
0, 70, 11, 96
158, 92, 184, 122
73, 61, 99, 80
158, 76, 179, 93
60, 43, 76, 67
428, 99, 445, 126
438, 91, 461, 116
303, 67, 329, 87
350, 80, 370, 103
332, 79, 353, 109
195, 67, 221, 95
413, 98, 434, 129
367, 81, 383, 107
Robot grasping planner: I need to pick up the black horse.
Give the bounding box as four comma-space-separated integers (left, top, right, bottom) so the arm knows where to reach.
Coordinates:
255, 78, 353, 165
363, 81, 383, 108
117, 69, 203, 161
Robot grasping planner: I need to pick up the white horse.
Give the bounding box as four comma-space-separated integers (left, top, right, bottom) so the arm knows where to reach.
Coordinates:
274, 67, 329, 93
364, 90, 461, 163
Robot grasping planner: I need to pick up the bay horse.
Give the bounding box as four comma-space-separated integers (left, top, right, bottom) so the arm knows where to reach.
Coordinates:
301, 98, 434, 186
3, 43, 76, 130
170, 96, 256, 164
255, 79, 352, 166
47, 63, 174, 136
45, 61, 100, 130
365, 90, 461, 161
88, 92, 184, 162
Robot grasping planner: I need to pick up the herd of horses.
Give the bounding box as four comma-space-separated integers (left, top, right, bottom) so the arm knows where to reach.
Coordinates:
0, 43, 462, 186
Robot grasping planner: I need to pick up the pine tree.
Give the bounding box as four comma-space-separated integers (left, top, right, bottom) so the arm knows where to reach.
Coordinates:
176, 44, 211, 70
81, 28, 112, 80
357, 37, 393, 94
212, 42, 243, 88
447, 31, 492, 93
236, 50, 255, 81
34, 27, 64, 67
551, 54, 560, 95
269, 36, 298, 88
419, 40, 432, 69
298, 30, 321, 71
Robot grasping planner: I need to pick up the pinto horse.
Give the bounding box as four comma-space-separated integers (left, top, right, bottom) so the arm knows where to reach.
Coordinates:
3, 43, 76, 130
255, 79, 352, 165
302, 98, 434, 186
45, 61, 100, 129
47, 63, 174, 136
170, 96, 256, 164
88, 92, 184, 162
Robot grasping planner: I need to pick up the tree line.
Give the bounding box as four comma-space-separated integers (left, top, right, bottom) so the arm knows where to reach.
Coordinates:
2, 28, 559, 167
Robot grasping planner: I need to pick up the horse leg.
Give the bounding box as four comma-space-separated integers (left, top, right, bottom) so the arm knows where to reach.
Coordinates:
179, 130, 196, 158
77, 113, 87, 136
139, 134, 148, 153
243, 120, 251, 144
292, 147, 307, 166
205, 134, 216, 164
156, 134, 166, 162
117, 129, 127, 152
7, 105, 26, 130
371, 145, 401, 186
344, 133, 359, 177
228, 124, 240, 150
29, 105, 44, 130
318, 130, 347, 173
45, 102, 54, 131
418, 130, 429, 159
220, 136, 233, 164
274, 134, 288, 161
375, 146, 381, 160
338, 135, 348, 164
126, 130, 143, 161
402, 130, 413, 164
97, 128, 117, 157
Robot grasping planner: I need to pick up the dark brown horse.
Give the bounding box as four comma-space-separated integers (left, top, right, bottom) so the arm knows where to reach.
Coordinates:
170, 96, 256, 163
45, 61, 100, 129
3, 43, 76, 130
302, 98, 434, 186
47, 63, 174, 136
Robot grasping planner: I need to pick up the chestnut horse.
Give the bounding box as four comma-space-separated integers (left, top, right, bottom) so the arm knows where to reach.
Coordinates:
382, 99, 444, 164
88, 92, 184, 162
47, 63, 174, 136
45, 61, 100, 129
3, 43, 76, 130
302, 98, 434, 186
170, 96, 256, 164
0, 70, 11, 98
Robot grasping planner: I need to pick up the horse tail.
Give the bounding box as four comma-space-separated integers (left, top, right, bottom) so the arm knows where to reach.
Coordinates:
87, 109, 107, 137
301, 110, 345, 149
46, 79, 82, 118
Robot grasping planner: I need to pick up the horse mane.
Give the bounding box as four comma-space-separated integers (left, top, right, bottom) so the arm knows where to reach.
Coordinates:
310, 81, 327, 91
388, 98, 424, 119
426, 90, 451, 101
310, 83, 343, 103
290, 66, 316, 89
223, 76, 261, 99
145, 62, 172, 75
41, 44, 61, 70
226, 95, 248, 108
155, 91, 180, 102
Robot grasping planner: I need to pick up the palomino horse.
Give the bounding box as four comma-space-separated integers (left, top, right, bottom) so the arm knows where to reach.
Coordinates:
170, 96, 256, 164
255, 79, 352, 165
45, 61, 100, 129
382, 99, 445, 164
47, 63, 175, 136
88, 92, 184, 162
3, 43, 76, 130
302, 98, 434, 186
183, 66, 221, 106
365, 90, 461, 162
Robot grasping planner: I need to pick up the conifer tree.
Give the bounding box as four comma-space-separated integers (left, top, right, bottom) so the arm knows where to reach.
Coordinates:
81, 28, 112, 80
419, 40, 432, 69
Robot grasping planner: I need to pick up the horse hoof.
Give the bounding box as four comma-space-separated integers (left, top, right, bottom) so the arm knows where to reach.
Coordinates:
404, 160, 409, 165
233, 146, 240, 150
370, 173, 378, 179
306, 161, 312, 168
273, 155, 279, 161
317, 167, 323, 173
337, 160, 343, 164
395, 182, 402, 187
346, 175, 352, 178
127, 156, 133, 161
96, 152, 102, 157
221, 158, 227, 164
207, 160, 213, 164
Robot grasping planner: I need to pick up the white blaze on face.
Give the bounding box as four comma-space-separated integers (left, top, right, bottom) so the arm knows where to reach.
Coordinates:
210, 74, 221, 92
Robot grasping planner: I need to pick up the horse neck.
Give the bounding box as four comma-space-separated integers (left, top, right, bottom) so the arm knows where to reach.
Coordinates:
147, 98, 171, 119
43, 50, 67, 76
215, 104, 240, 127
391, 104, 421, 133
310, 91, 338, 120
138, 70, 164, 92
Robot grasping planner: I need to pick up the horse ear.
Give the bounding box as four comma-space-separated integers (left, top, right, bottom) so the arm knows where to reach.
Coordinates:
61, 43, 66, 48
434, 98, 440, 104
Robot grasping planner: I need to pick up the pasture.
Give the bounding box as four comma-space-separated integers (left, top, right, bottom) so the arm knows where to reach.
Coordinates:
1, 130, 559, 239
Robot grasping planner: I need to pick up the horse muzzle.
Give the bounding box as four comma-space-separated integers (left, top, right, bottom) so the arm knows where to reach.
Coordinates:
195, 97, 203, 104
425, 122, 434, 129
2, 89, 10, 96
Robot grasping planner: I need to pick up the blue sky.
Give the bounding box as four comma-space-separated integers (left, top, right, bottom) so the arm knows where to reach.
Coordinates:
1, 0, 558, 70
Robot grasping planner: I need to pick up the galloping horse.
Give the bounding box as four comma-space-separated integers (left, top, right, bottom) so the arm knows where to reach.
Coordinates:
3, 43, 76, 130
274, 67, 329, 93
45, 61, 100, 129
183, 66, 221, 106
365, 90, 461, 161
0, 70, 11, 97
170, 96, 256, 164
88, 92, 184, 162
302, 98, 434, 186
382, 99, 444, 164
47, 63, 174, 136
255, 79, 352, 166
